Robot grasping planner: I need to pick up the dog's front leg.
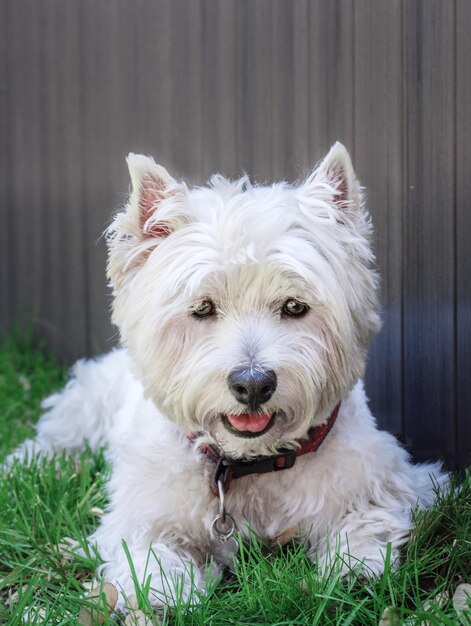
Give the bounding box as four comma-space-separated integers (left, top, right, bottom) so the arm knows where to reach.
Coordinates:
309, 504, 413, 577
90, 530, 214, 609
88, 476, 220, 610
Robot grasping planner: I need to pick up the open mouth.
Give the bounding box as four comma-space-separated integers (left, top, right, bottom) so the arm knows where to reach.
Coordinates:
221, 411, 278, 438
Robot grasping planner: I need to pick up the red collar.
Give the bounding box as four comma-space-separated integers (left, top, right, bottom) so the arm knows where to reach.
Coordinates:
191, 403, 340, 496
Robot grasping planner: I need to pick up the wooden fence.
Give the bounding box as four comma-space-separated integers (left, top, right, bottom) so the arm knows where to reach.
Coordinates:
1, 0, 470, 468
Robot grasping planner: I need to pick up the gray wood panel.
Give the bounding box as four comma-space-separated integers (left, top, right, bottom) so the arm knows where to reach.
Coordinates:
354, 0, 403, 435
6, 0, 43, 340
456, 0, 471, 469
1, 0, 470, 467
39, 0, 88, 359
4, 0, 88, 359
403, 0, 456, 463
81, 0, 139, 355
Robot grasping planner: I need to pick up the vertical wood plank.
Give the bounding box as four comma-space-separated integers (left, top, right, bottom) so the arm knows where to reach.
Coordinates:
0, 1, 10, 335
354, 0, 403, 435
456, 0, 471, 469
5, 0, 88, 359
403, 0, 456, 464
271, 0, 310, 182
81, 0, 139, 355
170, 0, 203, 181
201, 0, 238, 179
5, 0, 89, 359
6, 0, 46, 344
36, 0, 88, 359
133, 0, 173, 164
235, 0, 248, 177
80, 0, 115, 356
271, 0, 294, 181
292, 0, 310, 178
237, 0, 274, 181
308, 0, 354, 165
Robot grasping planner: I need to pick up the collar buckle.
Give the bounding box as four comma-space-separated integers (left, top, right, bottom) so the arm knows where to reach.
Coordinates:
273, 449, 296, 471
212, 458, 232, 495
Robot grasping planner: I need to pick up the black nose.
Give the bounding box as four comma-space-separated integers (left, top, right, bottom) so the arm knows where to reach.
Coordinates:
228, 368, 277, 409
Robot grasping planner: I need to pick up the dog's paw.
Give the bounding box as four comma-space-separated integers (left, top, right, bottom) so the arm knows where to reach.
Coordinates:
314, 543, 400, 580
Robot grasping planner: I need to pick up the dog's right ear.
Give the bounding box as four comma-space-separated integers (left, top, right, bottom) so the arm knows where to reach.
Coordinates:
126, 153, 183, 239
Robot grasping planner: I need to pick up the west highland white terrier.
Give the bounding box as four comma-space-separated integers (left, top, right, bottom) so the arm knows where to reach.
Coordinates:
13, 142, 446, 606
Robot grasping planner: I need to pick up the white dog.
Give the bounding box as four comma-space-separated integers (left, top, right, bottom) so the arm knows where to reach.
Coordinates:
13, 143, 446, 606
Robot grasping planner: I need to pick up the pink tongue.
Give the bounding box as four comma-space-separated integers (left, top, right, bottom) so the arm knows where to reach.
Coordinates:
227, 412, 272, 433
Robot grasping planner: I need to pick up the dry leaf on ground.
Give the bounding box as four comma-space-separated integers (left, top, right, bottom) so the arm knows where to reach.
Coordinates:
453, 584, 471, 625
77, 582, 118, 625
90, 506, 105, 517
378, 607, 401, 626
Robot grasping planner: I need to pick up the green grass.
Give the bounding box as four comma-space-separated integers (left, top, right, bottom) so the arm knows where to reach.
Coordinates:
0, 336, 470, 625
0, 333, 67, 454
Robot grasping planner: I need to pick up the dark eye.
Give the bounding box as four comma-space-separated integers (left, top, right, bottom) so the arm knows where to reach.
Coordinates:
192, 299, 216, 319
281, 299, 309, 318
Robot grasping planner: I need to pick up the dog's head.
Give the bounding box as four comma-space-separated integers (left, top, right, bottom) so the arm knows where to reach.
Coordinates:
107, 143, 380, 459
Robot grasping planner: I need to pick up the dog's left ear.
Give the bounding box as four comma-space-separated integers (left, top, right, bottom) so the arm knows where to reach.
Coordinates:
309, 142, 362, 212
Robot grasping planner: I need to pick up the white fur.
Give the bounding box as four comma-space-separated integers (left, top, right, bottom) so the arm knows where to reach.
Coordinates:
9, 143, 447, 607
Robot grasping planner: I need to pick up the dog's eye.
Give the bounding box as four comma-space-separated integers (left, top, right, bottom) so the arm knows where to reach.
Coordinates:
281, 299, 309, 318
192, 299, 216, 318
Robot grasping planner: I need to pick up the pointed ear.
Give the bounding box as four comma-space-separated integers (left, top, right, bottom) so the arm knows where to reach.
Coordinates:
126, 153, 179, 238
316, 142, 361, 211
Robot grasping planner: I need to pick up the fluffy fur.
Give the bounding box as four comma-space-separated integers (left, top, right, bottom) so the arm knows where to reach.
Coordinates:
10, 143, 447, 607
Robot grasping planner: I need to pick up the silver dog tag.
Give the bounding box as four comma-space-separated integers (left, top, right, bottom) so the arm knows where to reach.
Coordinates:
211, 479, 237, 544
211, 512, 236, 541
